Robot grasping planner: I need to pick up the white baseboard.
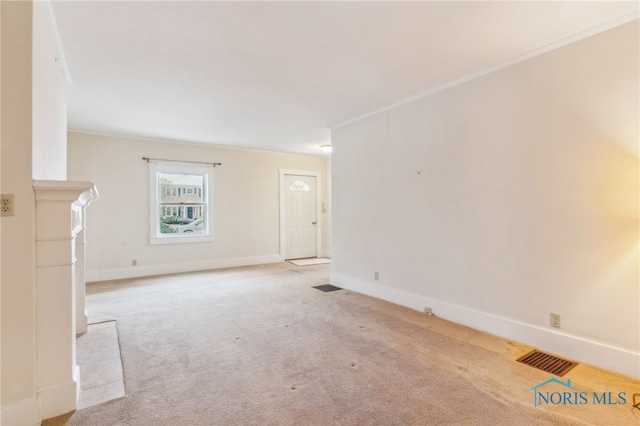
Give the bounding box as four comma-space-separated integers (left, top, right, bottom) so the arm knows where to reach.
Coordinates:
1, 399, 41, 426
330, 272, 640, 380
87, 254, 284, 282
0, 367, 80, 425
38, 365, 80, 420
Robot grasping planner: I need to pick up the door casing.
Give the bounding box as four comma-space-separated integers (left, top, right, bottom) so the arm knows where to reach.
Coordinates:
279, 169, 322, 260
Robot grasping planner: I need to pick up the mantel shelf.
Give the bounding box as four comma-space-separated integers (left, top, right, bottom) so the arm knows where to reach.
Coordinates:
33, 180, 99, 205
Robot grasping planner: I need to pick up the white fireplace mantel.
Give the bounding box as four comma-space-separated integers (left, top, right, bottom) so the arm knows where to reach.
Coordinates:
33, 179, 98, 200
33, 180, 98, 419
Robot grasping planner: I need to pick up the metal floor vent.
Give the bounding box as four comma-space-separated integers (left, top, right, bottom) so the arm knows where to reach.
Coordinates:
313, 284, 342, 293
517, 350, 577, 376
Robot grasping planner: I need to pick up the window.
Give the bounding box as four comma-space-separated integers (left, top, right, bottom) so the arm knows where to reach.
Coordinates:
149, 161, 214, 244
289, 180, 310, 192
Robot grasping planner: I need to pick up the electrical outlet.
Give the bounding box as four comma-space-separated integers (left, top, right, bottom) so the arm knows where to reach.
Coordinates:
1, 194, 14, 216
550, 312, 562, 328
132, 259, 137, 267
374, 271, 379, 281
424, 307, 434, 316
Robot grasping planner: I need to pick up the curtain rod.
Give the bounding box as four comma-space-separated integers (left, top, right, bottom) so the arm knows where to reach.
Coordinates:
142, 157, 221, 167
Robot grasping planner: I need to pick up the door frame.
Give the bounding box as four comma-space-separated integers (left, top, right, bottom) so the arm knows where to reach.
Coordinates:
279, 169, 322, 260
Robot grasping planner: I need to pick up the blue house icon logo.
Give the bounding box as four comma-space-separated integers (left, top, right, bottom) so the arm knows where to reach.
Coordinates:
528, 378, 575, 407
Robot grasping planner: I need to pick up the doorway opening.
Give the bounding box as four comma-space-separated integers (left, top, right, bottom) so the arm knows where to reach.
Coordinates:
279, 170, 322, 260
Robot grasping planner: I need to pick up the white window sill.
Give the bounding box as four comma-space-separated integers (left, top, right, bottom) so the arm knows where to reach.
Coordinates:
150, 235, 214, 245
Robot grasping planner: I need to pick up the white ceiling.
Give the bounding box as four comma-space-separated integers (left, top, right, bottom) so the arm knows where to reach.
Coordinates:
50, 1, 639, 156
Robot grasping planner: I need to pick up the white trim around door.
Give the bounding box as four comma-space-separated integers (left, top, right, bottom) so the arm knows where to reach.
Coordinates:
279, 169, 322, 261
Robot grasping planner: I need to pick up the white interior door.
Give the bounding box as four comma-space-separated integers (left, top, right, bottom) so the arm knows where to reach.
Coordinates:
285, 174, 317, 260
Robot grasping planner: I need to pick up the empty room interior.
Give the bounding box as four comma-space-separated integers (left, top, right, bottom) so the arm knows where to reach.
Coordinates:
1, 1, 639, 425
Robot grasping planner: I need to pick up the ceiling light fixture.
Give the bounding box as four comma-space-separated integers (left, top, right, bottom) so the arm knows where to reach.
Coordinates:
321, 145, 332, 153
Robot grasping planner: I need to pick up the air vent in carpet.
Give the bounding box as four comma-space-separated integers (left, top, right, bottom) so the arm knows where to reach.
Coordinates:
517, 350, 577, 376
313, 284, 342, 293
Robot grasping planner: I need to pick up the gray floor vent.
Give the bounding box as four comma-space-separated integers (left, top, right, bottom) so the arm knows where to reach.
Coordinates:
313, 284, 342, 293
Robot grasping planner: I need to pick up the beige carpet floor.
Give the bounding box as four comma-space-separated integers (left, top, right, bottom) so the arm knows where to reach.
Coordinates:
44, 263, 639, 425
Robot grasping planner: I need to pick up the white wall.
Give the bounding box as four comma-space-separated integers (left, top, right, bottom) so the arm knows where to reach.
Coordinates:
1, 0, 39, 421
32, 2, 67, 180
67, 132, 330, 281
331, 21, 639, 378
2, 2, 70, 423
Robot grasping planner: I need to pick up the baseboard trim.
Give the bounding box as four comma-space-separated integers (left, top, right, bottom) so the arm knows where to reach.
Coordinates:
1, 399, 41, 426
330, 273, 640, 379
38, 365, 80, 420
0, 366, 80, 425
87, 254, 284, 282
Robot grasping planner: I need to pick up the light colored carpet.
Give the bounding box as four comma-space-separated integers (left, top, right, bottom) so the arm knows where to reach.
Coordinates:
44, 262, 639, 425
289, 258, 332, 266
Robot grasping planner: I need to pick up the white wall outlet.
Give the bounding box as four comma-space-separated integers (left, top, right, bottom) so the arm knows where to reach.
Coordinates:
1, 194, 15, 216
424, 307, 434, 316
374, 271, 379, 281
132, 259, 137, 267
550, 312, 562, 328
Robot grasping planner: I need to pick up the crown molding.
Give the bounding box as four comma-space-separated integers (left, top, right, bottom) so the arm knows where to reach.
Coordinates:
331, 11, 639, 131
41, 0, 73, 84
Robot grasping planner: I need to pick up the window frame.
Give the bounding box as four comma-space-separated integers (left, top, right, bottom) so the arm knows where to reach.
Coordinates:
149, 160, 214, 245
289, 180, 311, 192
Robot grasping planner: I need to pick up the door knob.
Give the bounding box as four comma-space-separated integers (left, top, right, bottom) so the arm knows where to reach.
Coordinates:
312, 221, 317, 225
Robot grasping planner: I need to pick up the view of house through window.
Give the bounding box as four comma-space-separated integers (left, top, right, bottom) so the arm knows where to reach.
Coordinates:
158, 173, 206, 234
149, 160, 214, 245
